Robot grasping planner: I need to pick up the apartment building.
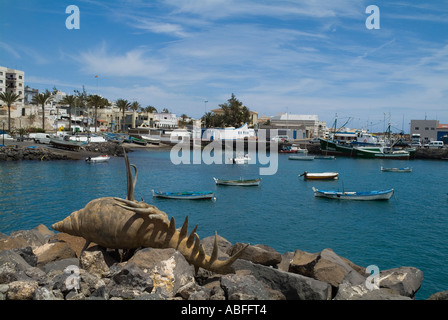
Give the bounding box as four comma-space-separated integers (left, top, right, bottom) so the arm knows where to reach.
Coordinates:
0, 66, 25, 104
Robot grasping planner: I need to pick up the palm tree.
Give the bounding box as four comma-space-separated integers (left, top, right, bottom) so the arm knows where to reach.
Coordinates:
60, 95, 77, 132
0, 91, 21, 132
130, 101, 141, 112
87, 94, 109, 132
116, 98, 131, 132
32, 90, 53, 131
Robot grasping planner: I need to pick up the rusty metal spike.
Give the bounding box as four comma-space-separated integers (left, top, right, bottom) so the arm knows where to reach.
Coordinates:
196, 244, 206, 263
190, 234, 200, 260
168, 217, 176, 234
186, 225, 198, 247
179, 216, 189, 241
209, 232, 219, 264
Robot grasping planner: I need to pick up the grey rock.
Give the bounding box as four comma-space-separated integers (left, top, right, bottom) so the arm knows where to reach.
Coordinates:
233, 259, 331, 300
221, 273, 271, 300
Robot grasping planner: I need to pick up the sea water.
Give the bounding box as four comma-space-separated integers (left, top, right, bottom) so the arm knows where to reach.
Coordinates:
0, 149, 447, 299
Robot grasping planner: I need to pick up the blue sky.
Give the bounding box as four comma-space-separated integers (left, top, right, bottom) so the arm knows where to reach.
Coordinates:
1, 0, 447, 132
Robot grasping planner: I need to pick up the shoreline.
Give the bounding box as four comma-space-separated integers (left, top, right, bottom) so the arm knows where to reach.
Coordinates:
1, 139, 447, 161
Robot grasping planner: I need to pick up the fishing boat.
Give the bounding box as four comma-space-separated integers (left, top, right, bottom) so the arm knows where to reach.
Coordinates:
299, 172, 339, 180
288, 155, 315, 161
380, 166, 412, 172
125, 136, 148, 146
312, 187, 394, 200
140, 135, 161, 145
213, 177, 261, 186
279, 145, 307, 153
229, 153, 250, 164
314, 155, 336, 160
49, 137, 86, 151
152, 190, 215, 200
85, 155, 110, 163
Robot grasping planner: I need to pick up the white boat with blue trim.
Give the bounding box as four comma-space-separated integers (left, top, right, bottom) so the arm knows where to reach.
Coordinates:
312, 187, 394, 200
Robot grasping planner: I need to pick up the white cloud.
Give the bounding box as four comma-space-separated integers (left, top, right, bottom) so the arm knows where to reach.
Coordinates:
75, 43, 167, 78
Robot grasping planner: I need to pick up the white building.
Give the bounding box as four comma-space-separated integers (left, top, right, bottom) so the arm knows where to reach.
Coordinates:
202, 123, 256, 141
154, 113, 178, 128
0, 66, 25, 104
269, 113, 327, 139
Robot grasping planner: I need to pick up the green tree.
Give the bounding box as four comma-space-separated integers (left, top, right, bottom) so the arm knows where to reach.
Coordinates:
116, 98, 131, 131
0, 91, 21, 131
87, 94, 109, 132
32, 89, 53, 131
218, 93, 250, 128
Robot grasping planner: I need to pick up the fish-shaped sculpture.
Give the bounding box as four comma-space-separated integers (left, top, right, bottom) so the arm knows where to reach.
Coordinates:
52, 148, 246, 274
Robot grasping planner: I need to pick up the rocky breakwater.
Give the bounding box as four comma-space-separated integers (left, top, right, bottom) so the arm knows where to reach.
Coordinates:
1, 224, 446, 301
0, 142, 126, 161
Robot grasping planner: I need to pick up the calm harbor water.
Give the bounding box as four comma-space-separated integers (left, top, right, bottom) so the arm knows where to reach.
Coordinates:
1, 149, 447, 299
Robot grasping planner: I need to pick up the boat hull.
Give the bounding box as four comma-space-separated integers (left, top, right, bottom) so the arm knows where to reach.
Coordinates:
380, 166, 412, 172
86, 155, 110, 163
312, 187, 394, 200
301, 172, 339, 180
214, 177, 261, 186
152, 190, 215, 200
288, 155, 315, 160
319, 139, 410, 160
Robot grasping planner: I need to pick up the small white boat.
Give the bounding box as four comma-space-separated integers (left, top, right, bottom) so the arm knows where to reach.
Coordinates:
86, 155, 110, 163
141, 135, 161, 145
312, 187, 394, 200
380, 166, 412, 172
299, 172, 339, 180
230, 153, 250, 164
214, 177, 261, 186
288, 155, 315, 161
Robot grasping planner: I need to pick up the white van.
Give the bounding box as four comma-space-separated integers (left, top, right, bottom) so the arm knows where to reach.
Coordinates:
424, 141, 444, 149
33, 133, 52, 144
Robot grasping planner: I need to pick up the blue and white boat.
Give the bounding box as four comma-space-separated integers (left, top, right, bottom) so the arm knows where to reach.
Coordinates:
152, 190, 215, 200
312, 187, 394, 200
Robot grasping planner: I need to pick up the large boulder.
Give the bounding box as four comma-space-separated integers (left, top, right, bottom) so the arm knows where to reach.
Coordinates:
334, 280, 412, 300
228, 243, 282, 267
128, 248, 195, 297
33, 241, 77, 267
378, 267, 423, 298
220, 272, 271, 300
233, 259, 331, 300
288, 248, 365, 289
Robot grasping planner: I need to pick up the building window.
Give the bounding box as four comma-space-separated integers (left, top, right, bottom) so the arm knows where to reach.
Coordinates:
19, 75, 23, 79
431, 128, 435, 130
425, 127, 429, 130
415, 127, 419, 130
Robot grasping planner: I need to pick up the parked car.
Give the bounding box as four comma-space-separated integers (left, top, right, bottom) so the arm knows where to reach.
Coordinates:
309, 137, 321, 144
424, 141, 444, 149
271, 135, 289, 143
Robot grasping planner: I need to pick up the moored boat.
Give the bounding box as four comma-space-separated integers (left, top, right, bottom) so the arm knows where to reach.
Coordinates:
152, 190, 215, 200
86, 155, 110, 163
312, 187, 394, 200
288, 155, 314, 160
213, 177, 261, 186
380, 166, 412, 172
299, 172, 339, 180
229, 153, 250, 164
